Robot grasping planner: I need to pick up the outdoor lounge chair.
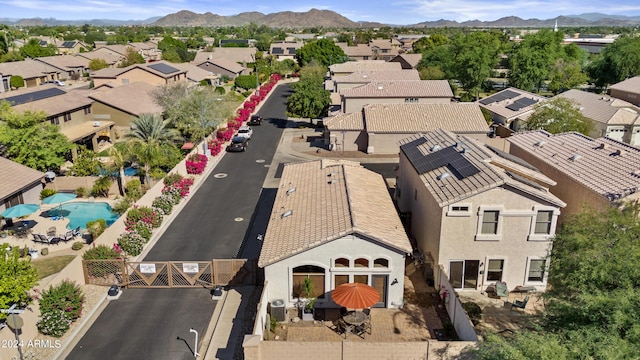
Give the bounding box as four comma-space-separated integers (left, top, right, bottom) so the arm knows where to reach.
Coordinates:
72, 226, 81, 238
511, 296, 530, 311
36, 233, 59, 245
58, 230, 74, 243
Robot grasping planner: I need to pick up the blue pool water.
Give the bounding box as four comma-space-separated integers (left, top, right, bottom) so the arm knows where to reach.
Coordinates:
59, 202, 120, 230
97, 166, 139, 176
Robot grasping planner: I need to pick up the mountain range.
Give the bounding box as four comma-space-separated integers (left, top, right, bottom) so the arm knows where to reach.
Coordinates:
2, 10, 640, 28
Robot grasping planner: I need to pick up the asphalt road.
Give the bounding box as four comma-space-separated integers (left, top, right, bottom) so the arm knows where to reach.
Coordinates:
66, 84, 293, 360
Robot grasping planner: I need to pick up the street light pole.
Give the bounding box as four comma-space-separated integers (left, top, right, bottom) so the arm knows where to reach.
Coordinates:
190, 328, 200, 358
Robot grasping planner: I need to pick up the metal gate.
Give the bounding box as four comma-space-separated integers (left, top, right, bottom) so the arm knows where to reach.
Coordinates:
83, 259, 258, 288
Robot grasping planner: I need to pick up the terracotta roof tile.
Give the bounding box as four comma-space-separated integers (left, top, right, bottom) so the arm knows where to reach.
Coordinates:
324, 112, 364, 130
364, 103, 489, 133
507, 130, 640, 202
258, 160, 411, 267
340, 80, 453, 98
476, 87, 548, 121
329, 60, 402, 74
556, 89, 640, 125
89, 82, 163, 116
0, 157, 45, 201
335, 70, 420, 84
13, 89, 92, 116
609, 76, 640, 94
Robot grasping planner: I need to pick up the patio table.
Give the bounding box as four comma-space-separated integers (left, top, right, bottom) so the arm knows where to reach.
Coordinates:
342, 310, 368, 326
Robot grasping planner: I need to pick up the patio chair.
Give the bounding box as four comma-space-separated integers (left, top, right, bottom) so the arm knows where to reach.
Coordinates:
58, 230, 74, 243
72, 226, 81, 238
511, 296, 530, 311
47, 226, 57, 237
37, 233, 59, 245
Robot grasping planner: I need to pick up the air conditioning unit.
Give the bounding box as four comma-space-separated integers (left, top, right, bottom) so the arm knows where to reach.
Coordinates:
93, 121, 101, 127
270, 299, 286, 322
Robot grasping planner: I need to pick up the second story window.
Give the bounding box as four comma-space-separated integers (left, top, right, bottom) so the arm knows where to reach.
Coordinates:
481, 211, 499, 234
63, 113, 71, 122
534, 211, 553, 234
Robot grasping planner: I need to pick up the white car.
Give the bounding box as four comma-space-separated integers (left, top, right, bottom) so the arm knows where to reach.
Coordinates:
42, 80, 65, 86
236, 125, 253, 140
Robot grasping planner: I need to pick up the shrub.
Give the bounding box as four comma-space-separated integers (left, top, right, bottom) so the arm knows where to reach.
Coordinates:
462, 302, 483, 326
129, 221, 153, 241
152, 194, 173, 215
90, 176, 112, 197
40, 188, 57, 200
208, 139, 223, 156
75, 187, 87, 198
186, 153, 208, 175
71, 242, 84, 251
117, 231, 146, 256
37, 280, 84, 337
112, 198, 132, 216
86, 218, 107, 239
125, 206, 162, 229
163, 173, 184, 188
82, 244, 120, 260
125, 179, 143, 201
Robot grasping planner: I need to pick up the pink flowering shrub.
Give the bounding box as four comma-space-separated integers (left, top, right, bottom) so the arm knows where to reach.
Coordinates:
208, 139, 223, 156
125, 205, 163, 229
186, 153, 208, 175
216, 128, 234, 141
162, 173, 194, 202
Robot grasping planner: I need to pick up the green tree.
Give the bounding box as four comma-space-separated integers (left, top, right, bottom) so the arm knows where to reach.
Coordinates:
19, 38, 57, 58
419, 66, 446, 80
1, 51, 23, 63
88, 58, 109, 71
0, 101, 72, 171
127, 114, 181, 186
9, 75, 24, 89
509, 29, 564, 92
119, 47, 145, 67
295, 38, 346, 67
547, 59, 588, 94
412, 33, 449, 53
68, 146, 101, 176
107, 145, 130, 196
586, 36, 640, 89
234, 74, 258, 91
449, 31, 503, 100
272, 58, 297, 77
524, 97, 593, 135
0, 243, 39, 319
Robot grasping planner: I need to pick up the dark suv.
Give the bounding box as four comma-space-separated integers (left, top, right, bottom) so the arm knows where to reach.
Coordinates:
248, 114, 262, 125
226, 136, 248, 152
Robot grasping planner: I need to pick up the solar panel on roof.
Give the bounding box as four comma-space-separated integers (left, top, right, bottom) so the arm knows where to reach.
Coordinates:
39, 41, 47, 46
3, 88, 66, 106
271, 48, 284, 54
401, 140, 480, 180
286, 47, 296, 54
148, 63, 179, 74
479, 89, 520, 105
506, 97, 539, 111
61, 41, 76, 48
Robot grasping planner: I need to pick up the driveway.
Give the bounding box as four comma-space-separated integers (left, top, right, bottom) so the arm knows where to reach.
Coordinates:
65, 84, 294, 360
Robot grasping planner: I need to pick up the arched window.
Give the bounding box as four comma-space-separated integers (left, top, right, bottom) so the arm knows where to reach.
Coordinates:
292, 265, 325, 298
354, 258, 369, 268
374, 258, 389, 268
334, 258, 349, 267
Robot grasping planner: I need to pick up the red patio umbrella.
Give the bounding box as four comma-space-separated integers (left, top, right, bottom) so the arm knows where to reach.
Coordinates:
331, 283, 380, 309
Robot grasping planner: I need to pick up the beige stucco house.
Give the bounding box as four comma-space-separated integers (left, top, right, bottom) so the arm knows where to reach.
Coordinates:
259, 160, 412, 310
269, 41, 303, 61
91, 61, 187, 88
389, 54, 423, 70
324, 103, 489, 154
556, 89, 640, 146
0, 157, 44, 216
508, 130, 640, 220
336, 43, 374, 61
608, 76, 640, 107
0, 59, 64, 89
329, 60, 402, 77
476, 87, 548, 130
340, 80, 453, 113
35, 55, 90, 80
194, 58, 247, 79
333, 69, 420, 93
77, 47, 124, 68
396, 129, 566, 293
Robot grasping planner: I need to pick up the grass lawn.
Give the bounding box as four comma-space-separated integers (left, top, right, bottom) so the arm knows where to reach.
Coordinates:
32, 255, 76, 280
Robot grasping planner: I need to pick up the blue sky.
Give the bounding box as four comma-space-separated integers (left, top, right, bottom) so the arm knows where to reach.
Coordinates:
1, 0, 640, 24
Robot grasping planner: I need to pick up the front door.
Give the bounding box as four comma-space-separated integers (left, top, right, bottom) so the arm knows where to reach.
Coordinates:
449, 260, 480, 290
372, 275, 388, 308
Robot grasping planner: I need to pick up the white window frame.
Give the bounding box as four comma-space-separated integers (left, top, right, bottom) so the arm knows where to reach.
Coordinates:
446, 203, 472, 217
524, 256, 548, 285
475, 206, 504, 241
528, 206, 559, 241
485, 258, 506, 283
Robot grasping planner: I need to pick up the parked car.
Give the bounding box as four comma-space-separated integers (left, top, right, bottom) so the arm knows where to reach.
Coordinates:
226, 136, 248, 152
41, 80, 65, 86
248, 114, 263, 125
236, 125, 253, 140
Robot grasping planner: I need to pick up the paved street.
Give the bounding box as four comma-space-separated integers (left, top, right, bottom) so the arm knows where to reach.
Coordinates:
66, 84, 293, 360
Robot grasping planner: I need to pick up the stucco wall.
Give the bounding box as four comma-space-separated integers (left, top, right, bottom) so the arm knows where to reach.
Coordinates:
0, 181, 43, 213
609, 88, 640, 107
197, 62, 239, 79
263, 234, 407, 309
327, 130, 366, 152
55, 108, 90, 131
91, 101, 137, 128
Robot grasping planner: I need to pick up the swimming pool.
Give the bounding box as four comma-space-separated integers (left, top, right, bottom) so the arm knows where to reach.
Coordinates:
59, 202, 120, 230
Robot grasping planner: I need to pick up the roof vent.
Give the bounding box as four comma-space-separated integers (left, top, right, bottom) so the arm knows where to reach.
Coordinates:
377, 85, 383, 90
437, 172, 450, 181
632, 170, 640, 177
286, 187, 296, 196
328, 179, 339, 185
327, 172, 338, 177
614, 149, 626, 156
281, 210, 293, 219
597, 143, 608, 150
569, 153, 582, 161
534, 140, 546, 147
430, 144, 442, 152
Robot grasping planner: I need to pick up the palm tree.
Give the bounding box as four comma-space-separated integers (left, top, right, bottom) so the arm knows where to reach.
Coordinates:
127, 114, 181, 187
109, 145, 129, 196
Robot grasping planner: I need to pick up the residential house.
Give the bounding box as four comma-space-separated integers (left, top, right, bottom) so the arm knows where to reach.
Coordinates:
0, 157, 44, 216
127, 42, 162, 62
324, 103, 489, 154
389, 54, 423, 70
329, 60, 402, 77
476, 87, 548, 130
0, 59, 63, 88
259, 159, 412, 309
269, 41, 303, 61
194, 58, 246, 79
333, 69, 420, 93
556, 89, 640, 146
0, 86, 115, 154
35, 55, 90, 80
369, 38, 400, 61
192, 48, 257, 65
396, 129, 565, 292
508, 130, 640, 219
608, 76, 640, 107
285, 33, 317, 41
90, 60, 187, 88
77, 47, 124, 68
337, 43, 374, 61
339, 80, 453, 113
56, 40, 89, 55
219, 39, 253, 47
394, 34, 429, 53
170, 62, 219, 86
88, 81, 163, 134
0, 73, 8, 93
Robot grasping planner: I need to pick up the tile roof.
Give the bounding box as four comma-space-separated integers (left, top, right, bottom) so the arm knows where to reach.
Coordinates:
203, 58, 245, 73
170, 62, 217, 82
337, 43, 374, 57
363, 103, 489, 134
0, 157, 45, 201
476, 87, 548, 121
507, 130, 640, 202
192, 48, 256, 64
12, 88, 92, 117
270, 41, 303, 55
391, 54, 422, 68
335, 70, 420, 84
91, 61, 186, 80
400, 129, 565, 207
340, 80, 453, 99
0, 59, 60, 79
324, 112, 364, 131
36, 55, 89, 71
556, 89, 640, 125
88, 82, 163, 116
258, 160, 412, 267
329, 60, 402, 74
609, 76, 640, 95
61, 120, 116, 142
77, 48, 123, 64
